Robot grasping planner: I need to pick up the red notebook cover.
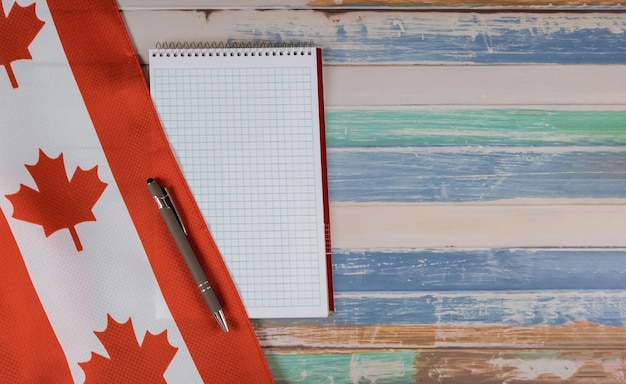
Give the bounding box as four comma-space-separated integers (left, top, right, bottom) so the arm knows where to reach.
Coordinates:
316, 47, 335, 312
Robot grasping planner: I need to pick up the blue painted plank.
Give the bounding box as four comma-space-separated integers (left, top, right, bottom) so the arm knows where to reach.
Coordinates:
258, 291, 626, 326
332, 249, 626, 292
219, 12, 626, 64
327, 149, 626, 202
321, 22, 626, 64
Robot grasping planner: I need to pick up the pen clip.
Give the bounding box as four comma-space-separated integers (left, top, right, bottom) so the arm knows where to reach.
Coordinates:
162, 187, 188, 235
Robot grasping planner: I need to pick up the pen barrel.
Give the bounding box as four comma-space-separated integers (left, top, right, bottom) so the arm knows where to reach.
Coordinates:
199, 281, 223, 314
160, 206, 222, 313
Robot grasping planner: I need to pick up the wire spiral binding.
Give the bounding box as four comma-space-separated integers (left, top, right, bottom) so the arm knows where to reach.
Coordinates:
152, 42, 314, 58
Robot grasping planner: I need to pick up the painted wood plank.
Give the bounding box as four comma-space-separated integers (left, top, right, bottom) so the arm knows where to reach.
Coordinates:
263, 348, 626, 383
325, 109, 626, 147
254, 322, 626, 348
320, 66, 626, 106
118, 0, 626, 10
328, 149, 626, 202
410, 349, 626, 383
122, 10, 626, 65
266, 350, 417, 383
332, 249, 626, 292
330, 201, 626, 248
127, 9, 626, 381
254, 291, 626, 326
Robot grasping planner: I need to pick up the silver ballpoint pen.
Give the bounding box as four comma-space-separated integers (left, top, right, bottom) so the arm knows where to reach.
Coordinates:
147, 178, 229, 332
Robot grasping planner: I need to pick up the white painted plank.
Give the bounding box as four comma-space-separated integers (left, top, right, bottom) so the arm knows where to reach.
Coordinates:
322, 65, 626, 106
329, 200, 626, 249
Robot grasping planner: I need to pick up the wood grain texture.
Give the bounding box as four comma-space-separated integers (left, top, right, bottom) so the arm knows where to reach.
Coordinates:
258, 322, 626, 381
307, 0, 626, 8
260, 321, 626, 382
330, 201, 626, 248
331, 249, 626, 292
118, 0, 626, 10
263, 348, 626, 383
266, 350, 417, 383
254, 322, 626, 349
254, 291, 626, 326
323, 108, 626, 249
328, 150, 626, 201
131, 3, 626, 382
325, 109, 626, 146
321, 67, 626, 106
410, 349, 626, 383
121, 10, 626, 65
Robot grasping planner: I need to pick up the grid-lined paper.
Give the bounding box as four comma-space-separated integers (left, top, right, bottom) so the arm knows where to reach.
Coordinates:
149, 48, 328, 318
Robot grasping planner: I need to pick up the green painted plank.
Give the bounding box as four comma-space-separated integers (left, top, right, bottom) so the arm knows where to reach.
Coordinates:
325, 109, 626, 147
266, 350, 417, 383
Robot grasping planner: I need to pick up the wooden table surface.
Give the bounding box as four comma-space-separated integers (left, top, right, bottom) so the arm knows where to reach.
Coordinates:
121, 1, 626, 382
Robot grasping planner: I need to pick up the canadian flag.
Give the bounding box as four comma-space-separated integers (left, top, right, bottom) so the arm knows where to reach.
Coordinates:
0, 0, 273, 383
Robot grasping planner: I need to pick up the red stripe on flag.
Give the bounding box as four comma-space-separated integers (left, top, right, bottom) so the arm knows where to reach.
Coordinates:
0, 207, 73, 383
45, 1, 273, 382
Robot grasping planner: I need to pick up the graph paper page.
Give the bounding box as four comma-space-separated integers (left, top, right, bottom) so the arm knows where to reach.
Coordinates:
149, 48, 329, 318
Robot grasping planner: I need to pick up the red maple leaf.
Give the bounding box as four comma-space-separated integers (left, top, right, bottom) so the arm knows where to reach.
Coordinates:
5, 149, 107, 252
0, 1, 44, 88
79, 315, 178, 384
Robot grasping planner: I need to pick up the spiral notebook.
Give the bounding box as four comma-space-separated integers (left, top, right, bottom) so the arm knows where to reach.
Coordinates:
148, 44, 332, 318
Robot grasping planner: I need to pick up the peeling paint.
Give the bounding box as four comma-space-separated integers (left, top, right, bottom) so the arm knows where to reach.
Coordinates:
489, 357, 582, 380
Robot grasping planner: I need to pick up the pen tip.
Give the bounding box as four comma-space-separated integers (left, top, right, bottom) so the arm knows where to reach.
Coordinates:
214, 310, 229, 333
147, 178, 154, 184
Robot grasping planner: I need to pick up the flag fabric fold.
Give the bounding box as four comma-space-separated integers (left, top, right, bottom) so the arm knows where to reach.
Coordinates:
0, 0, 273, 382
